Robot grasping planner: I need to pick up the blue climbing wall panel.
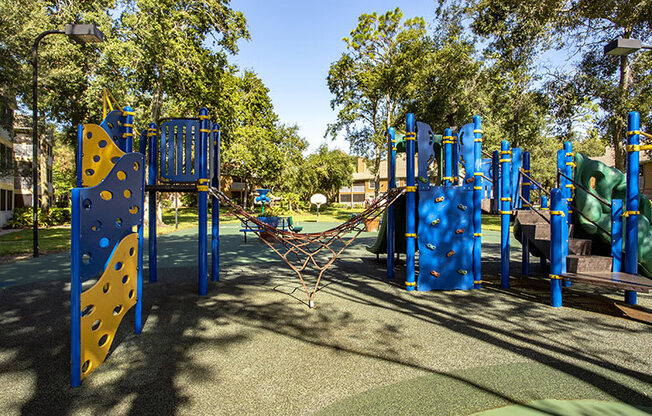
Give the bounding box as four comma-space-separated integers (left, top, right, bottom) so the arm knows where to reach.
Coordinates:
417, 186, 475, 290
100, 109, 129, 152
78, 153, 145, 281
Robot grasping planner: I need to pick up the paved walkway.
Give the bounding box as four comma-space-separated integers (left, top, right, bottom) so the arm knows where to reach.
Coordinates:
0, 223, 650, 415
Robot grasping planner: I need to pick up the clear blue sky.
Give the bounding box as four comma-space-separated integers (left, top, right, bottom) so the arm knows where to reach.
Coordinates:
231, 0, 438, 154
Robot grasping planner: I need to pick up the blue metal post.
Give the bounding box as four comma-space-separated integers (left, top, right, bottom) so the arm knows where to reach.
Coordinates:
473, 116, 482, 289
147, 123, 158, 283
540, 194, 549, 268
550, 188, 563, 307
76, 125, 83, 187
70, 188, 81, 387
211, 123, 220, 282
564, 141, 574, 225
443, 128, 453, 186
452, 132, 459, 185
557, 149, 569, 281
122, 106, 134, 153
405, 114, 416, 291
500, 140, 511, 288
611, 199, 623, 273
492, 150, 500, 214
198, 108, 209, 295
522, 151, 530, 277
387, 127, 396, 280
625, 112, 640, 305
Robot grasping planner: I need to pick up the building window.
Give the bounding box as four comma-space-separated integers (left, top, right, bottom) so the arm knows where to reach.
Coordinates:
1, 190, 5, 211
368, 180, 375, 189
352, 184, 365, 193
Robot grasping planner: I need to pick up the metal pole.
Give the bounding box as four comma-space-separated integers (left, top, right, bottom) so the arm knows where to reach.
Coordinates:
472, 116, 482, 289
387, 127, 396, 280
405, 114, 416, 291
550, 188, 563, 307
611, 199, 623, 272
500, 140, 511, 288
198, 108, 209, 296
625, 111, 639, 305
31, 30, 63, 257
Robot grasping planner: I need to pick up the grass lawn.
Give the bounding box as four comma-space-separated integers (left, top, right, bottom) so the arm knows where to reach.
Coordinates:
0, 208, 512, 259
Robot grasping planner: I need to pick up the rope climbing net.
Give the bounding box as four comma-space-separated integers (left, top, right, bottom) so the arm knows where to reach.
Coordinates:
209, 187, 405, 307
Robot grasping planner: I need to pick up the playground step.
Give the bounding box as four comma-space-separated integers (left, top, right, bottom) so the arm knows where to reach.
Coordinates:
481, 199, 494, 214
515, 210, 550, 225
566, 255, 613, 274
529, 237, 592, 260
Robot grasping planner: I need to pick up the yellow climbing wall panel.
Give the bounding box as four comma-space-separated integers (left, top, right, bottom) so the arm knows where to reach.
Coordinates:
81, 124, 126, 188
80, 233, 138, 380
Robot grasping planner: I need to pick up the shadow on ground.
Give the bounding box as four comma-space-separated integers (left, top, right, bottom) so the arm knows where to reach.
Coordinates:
0, 230, 651, 415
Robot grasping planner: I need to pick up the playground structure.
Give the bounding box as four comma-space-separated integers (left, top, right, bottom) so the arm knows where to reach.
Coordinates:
70, 106, 145, 387
70, 102, 652, 387
70, 106, 402, 386
375, 111, 652, 307
382, 114, 484, 290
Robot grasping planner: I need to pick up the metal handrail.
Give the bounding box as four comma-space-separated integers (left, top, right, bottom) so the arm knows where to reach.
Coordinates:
518, 194, 550, 224
519, 169, 550, 196
570, 202, 612, 237
557, 170, 610, 208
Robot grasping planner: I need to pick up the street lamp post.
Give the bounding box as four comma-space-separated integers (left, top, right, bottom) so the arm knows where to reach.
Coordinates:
32, 24, 104, 257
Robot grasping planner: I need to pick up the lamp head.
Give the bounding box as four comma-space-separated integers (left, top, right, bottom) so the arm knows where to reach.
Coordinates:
65, 24, 104, 44
604, 38, 642, 56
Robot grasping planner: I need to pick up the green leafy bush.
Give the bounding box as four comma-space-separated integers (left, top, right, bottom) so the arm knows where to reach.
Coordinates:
7, 206, 71, 228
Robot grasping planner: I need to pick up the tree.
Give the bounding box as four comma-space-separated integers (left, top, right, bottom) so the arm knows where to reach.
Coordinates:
327, 8, 426, 198
300, 145, 355, 203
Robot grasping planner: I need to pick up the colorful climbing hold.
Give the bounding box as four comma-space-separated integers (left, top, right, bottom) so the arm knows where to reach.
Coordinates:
430, 270, 440, 277
457, 204, 467, 211
466, 177, 474, 184
455, 228, 464, 234
426, 243, 436, 250
418, 176, 428, 183
457, 269, 468, 275
430, 219, 440, 226
435, 197, 445, 203
446, 250, 455, 257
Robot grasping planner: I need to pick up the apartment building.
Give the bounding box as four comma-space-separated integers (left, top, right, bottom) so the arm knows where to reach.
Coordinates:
339, 155, 415, 206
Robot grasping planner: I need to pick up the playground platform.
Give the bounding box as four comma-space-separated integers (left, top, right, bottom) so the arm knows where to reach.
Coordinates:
0, 223, 651, 415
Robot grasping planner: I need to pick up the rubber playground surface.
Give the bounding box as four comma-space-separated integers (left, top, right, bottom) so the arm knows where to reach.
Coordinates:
1, 222, 651, 415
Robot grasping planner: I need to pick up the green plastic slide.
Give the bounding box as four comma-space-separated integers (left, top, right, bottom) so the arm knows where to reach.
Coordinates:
572, 153, 652, 276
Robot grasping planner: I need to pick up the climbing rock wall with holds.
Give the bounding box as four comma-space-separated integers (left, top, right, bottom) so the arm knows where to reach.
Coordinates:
417, 186, 476, 290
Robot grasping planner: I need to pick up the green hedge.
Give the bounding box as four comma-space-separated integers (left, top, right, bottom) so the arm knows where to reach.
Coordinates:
7, 206, 71, 228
